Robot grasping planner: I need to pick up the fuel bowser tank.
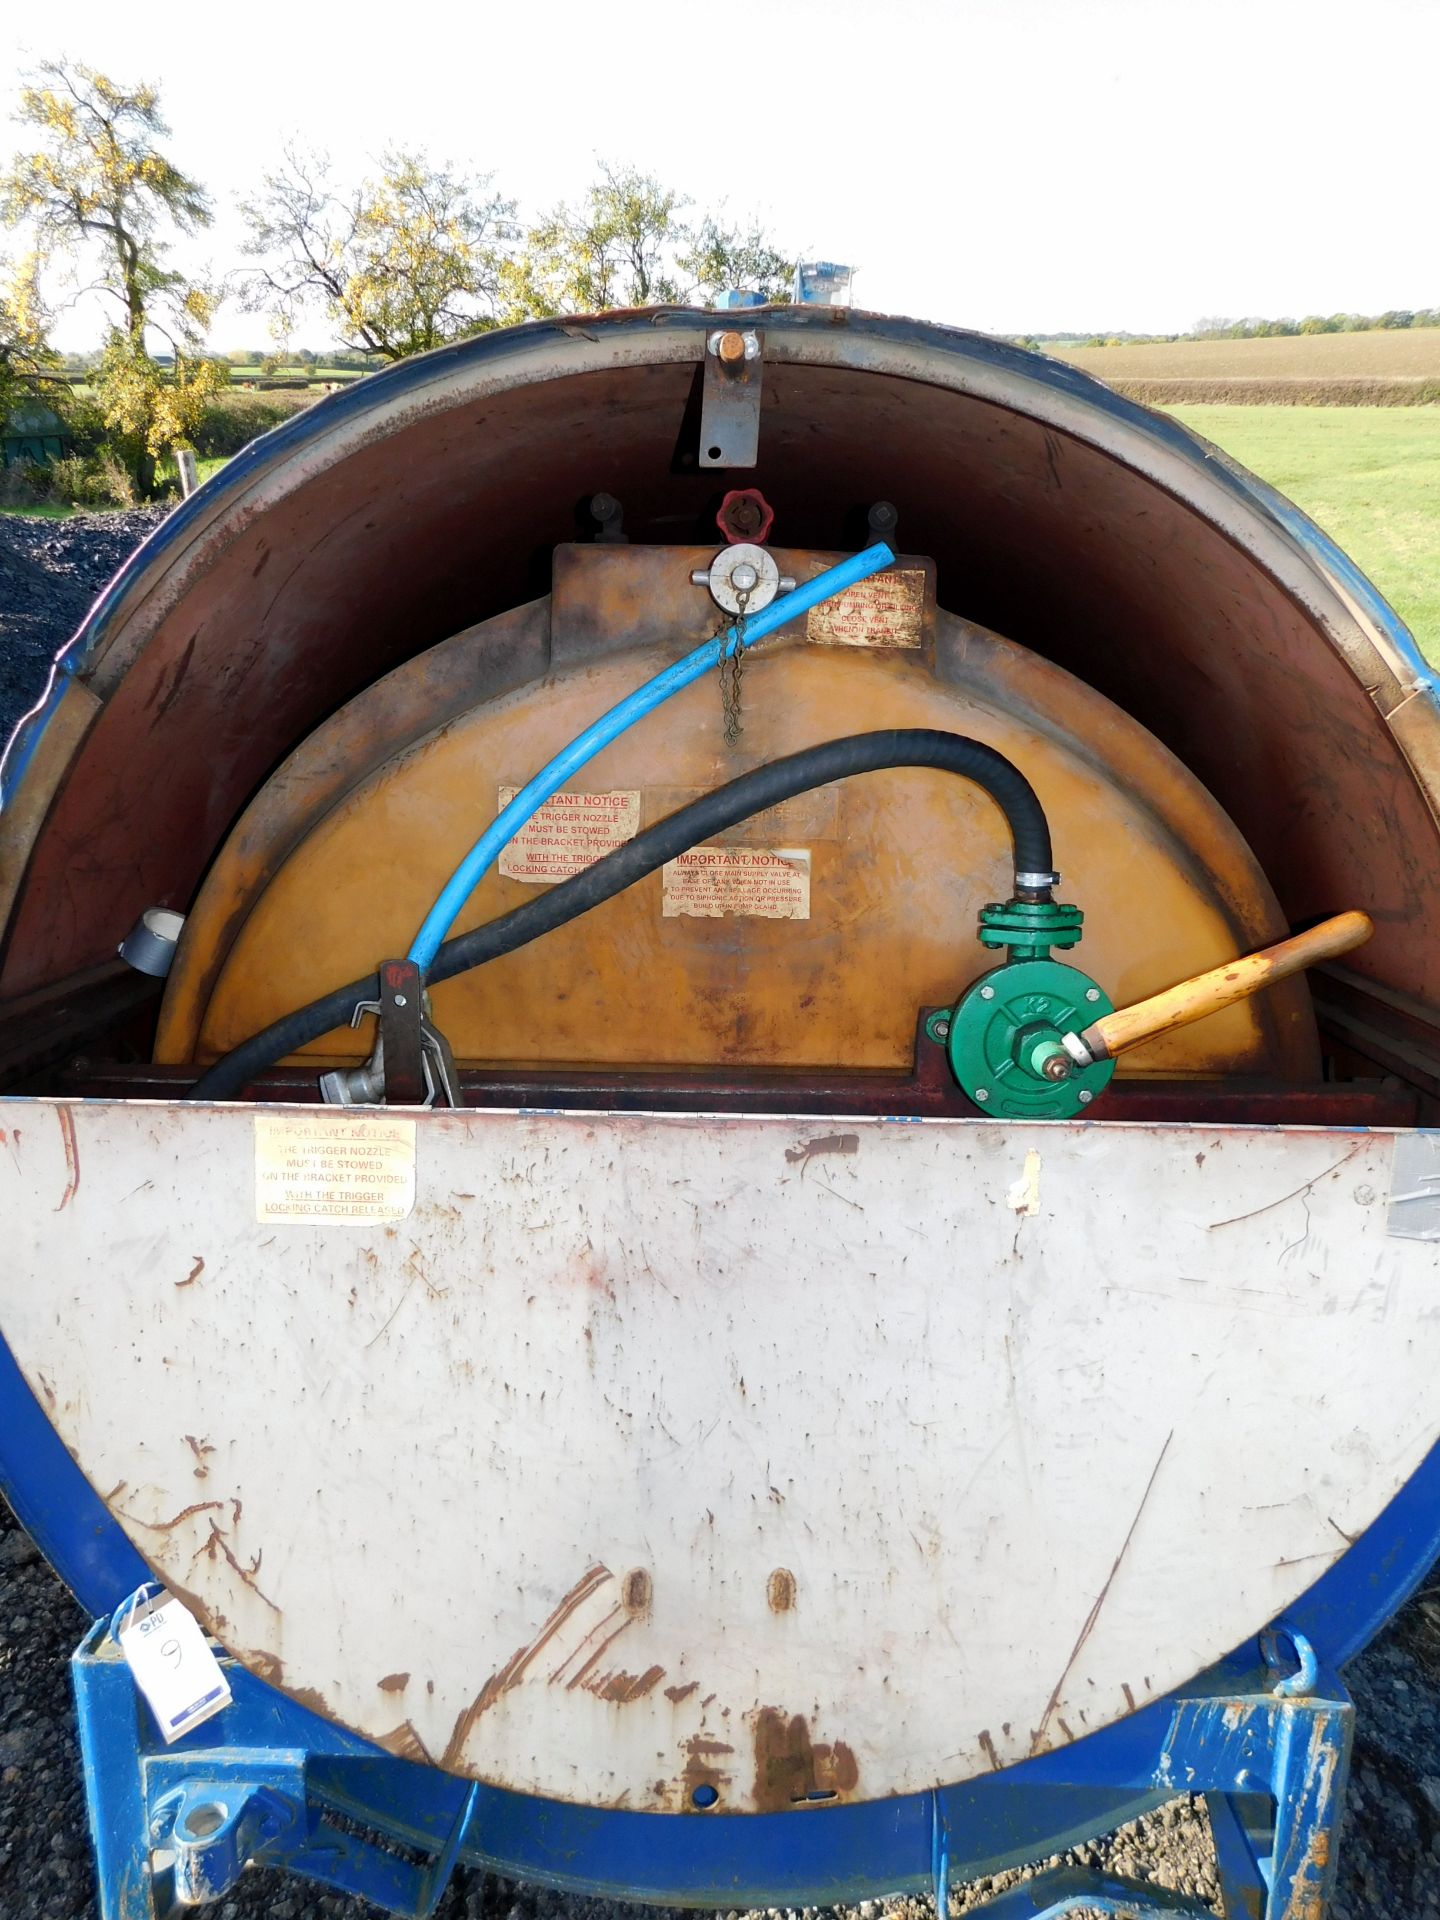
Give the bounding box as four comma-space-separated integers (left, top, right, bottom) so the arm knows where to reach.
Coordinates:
1, 307, 1438, 1917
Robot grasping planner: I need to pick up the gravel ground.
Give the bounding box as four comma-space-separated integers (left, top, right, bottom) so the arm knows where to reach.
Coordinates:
0, 507, 171, 734
1, 508, 1437, 1917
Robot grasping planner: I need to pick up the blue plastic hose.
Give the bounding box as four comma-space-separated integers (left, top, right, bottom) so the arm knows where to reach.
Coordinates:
406, 543, 895, 972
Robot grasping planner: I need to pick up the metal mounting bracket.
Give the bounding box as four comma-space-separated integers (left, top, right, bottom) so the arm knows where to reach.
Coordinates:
699, 328, 763, 468
318, 960, 460, 1108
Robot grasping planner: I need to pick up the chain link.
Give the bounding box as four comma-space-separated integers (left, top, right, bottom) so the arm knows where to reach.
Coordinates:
718, 585, 749, 742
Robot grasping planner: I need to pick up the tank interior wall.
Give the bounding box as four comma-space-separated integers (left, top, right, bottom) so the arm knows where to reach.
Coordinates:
2, 326, 1437, 1018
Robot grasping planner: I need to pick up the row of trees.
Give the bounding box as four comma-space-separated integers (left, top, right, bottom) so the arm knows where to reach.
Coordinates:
1036, 310, 1440, 352
1193, 311, 1440, 339
238, 148, 792, 361
0, 59, 795, 496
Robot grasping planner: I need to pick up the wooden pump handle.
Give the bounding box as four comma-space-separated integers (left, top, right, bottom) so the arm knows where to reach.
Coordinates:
1079, 911, 1374, 1062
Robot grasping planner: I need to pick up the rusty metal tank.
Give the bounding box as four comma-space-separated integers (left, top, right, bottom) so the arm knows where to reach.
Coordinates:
1, 307, 1438, 1918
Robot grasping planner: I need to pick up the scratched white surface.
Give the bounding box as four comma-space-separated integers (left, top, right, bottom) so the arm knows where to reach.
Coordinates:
1, 1099, 1437, 1811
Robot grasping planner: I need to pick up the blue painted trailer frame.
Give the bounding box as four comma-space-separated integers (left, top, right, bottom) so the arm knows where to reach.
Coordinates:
70, 1611, 1355, 1919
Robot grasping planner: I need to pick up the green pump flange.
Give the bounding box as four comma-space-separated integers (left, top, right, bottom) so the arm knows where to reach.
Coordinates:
933, 898, 1116, 1118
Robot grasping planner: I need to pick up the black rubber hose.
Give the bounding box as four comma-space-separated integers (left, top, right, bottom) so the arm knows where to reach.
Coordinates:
186, 728, 1052, 1101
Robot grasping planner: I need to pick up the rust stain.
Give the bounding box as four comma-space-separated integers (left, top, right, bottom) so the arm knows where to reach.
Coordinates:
751, 1709, 859, 1811
192, 1516, 281, 1615
622, 1569, 652, 1616
176, 1255, 205, 1288
147, 631, 199, 726
594, 1664, 665, 1704
160, 1574, 230, 1640
767, 1568, 796, 1613
378, 1721, 434, 1765
1122, 1683, 1137, 1712
1284, 1718, 1339, 1920
378, 1672, 411, 1693
119, 1497, 224, 1534
563, 1614, 632, 1691
572, 1253, 615, 1297
1041, 427, 1063, 491
1029, 1431, 1173, 1757
683, 1733, 734, 1806
978, 1730, 1002, 1772
54, 1105, 80, 1211
665, 1681, 700, 1705
443, 1563, 612, 1766
183, 1435, 215, 1480
240, 1648, 284, 1685
784, 1131, 859, 1172
287, 1685, 334, 1721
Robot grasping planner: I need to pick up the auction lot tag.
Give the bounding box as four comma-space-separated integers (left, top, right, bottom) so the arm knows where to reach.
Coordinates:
118, 1591, 231, 1743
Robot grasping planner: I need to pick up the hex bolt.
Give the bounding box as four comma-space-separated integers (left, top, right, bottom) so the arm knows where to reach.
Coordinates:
975, 1088, 990, 1103
867, 500, 900, 547
1085, 987, 1101, 1002
930, 1016, 950, 1040
979, 985, 995, 999
392, 993, 408, 1008
1078, 1089, 1094, 1104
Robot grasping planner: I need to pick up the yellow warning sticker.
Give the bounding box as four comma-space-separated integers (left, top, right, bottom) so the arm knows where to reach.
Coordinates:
254, 1113, 416, 1223
662, 847, 811, 919
498, 788, 640, 884
806, 569, 926, 648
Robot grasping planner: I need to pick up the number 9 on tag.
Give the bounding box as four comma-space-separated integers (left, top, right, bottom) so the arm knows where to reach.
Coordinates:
118, 1592, 232, 1742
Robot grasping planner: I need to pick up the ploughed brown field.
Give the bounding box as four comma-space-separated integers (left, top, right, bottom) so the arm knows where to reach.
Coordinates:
1047, 328, 1440, 407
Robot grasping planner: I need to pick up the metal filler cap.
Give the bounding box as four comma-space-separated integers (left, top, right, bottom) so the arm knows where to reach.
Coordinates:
690, 542, 795, 617
118, 907, 186, 978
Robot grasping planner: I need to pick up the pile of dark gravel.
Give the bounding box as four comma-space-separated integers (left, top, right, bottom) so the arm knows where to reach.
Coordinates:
1, 508, 1438, 1919
0, 507, 171, 738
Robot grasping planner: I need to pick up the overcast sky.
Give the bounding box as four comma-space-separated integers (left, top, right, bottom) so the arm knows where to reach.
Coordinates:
4, 0, 1437, 351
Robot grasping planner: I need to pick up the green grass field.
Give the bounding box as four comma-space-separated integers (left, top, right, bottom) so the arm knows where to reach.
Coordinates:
1165, 406, 1440, 662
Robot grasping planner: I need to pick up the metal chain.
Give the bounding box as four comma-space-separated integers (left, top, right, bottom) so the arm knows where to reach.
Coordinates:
719, 585, 750, 742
